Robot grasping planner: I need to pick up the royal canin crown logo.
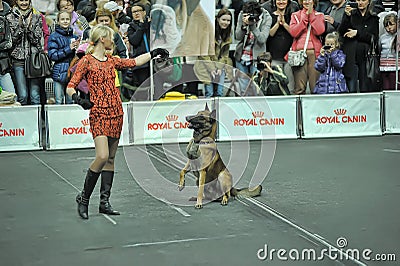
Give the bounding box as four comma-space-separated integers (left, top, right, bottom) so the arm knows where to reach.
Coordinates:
334, 109, 347, 116
147, 114, 188, 130
166, 115, 178, 122
81, 119, 89, 126
234, 111, 285, 127
252, 111, 264, 118
316, 108, 366, 124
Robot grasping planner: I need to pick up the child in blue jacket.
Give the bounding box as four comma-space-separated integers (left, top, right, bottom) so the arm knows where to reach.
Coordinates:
314, 32, 348, 94
48, 11, 80, 104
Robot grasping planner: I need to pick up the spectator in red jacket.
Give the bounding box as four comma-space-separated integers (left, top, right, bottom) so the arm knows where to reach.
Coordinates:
289, 0, 325, 94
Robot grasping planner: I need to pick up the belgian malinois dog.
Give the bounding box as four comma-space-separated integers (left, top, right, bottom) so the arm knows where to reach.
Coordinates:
178, 104, 262, 208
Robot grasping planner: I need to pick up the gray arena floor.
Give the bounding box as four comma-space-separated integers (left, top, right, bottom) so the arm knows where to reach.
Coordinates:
0, 136, 399, 266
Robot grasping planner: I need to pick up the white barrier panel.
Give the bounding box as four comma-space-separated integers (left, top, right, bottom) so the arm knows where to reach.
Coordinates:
46, 103, 130, 150
132, 99, 213, 144
384, 91, 400, 133
0, 106, 41, 152
218, 96, 298, 141
301, 93, 382, 138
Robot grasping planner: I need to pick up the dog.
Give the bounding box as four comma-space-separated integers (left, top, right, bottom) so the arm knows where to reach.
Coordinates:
178, 104, 262, 209
151, 0, 214, 56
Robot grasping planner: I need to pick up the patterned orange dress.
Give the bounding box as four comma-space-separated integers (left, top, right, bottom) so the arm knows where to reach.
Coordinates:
67, 54, 136, 139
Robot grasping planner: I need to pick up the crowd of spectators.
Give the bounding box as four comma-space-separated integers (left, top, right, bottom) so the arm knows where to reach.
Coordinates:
0, 0, 398, 105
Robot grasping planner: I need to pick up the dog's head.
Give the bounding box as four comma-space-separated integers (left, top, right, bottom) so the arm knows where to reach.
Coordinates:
186, 104, 217, 142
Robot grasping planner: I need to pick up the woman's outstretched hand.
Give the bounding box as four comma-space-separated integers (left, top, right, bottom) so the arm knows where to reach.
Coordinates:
150, 48, 169, 59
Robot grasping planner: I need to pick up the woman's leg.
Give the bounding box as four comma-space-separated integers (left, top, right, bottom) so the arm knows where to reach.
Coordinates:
29, 78, 41, 105
204, 83, 213, 98
292, 64, 307, 95
235, 61, 252, 95
90, 136, 110, 172
216, 70, 226, 97
13, 65, 28, 105
306, 50, 319, 93
76, 136, 109, 219
99, 137, 120, 215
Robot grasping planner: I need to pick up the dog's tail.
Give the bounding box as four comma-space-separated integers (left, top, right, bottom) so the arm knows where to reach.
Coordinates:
231, 185, 262, 198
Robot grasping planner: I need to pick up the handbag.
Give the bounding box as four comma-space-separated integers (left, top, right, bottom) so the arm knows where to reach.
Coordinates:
366, 36, 380, 80
288, 19, 311, 67
24, 46, 53, 79
288, 50, 307, 67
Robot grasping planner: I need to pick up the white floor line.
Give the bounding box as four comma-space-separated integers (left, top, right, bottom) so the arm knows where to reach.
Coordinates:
169, 205, 191, 217
245, 198, 366, 266
30, 152, 80, 191
122, 234, 241, 248
383, 149, 400, 153
235, 198, 249, 206
30, 152, 117, 225
102, 214, 117, 225
137, 147, 192, 217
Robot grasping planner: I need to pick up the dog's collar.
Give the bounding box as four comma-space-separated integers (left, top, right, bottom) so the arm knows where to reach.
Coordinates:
198, 139, 215, 145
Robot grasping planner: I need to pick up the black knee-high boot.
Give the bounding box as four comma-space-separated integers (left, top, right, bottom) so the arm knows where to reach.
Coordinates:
76, 169, 100, 219
99, 171, 120, 215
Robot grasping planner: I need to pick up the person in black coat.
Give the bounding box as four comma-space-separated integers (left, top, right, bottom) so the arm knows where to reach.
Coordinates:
338, 0, 379, 92
125, 3, 150, 95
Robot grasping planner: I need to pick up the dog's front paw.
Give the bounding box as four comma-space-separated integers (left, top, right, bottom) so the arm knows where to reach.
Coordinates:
221, 196, 229, 206
195, 201, 203, 209
178, 180, 185, 191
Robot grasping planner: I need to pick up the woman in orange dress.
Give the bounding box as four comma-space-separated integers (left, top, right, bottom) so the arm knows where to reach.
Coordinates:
67, 25, 168, 219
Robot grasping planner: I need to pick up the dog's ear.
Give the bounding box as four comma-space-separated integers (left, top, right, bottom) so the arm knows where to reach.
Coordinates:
204, 103, 210, 112
210, 109, 216, 120
185, 0, 201, 16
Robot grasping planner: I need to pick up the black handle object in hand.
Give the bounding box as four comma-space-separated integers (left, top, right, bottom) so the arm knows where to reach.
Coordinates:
72, 93, 93, 110
150, 48, 169, 59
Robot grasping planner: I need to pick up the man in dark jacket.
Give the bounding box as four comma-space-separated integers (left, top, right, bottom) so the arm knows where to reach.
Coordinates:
0, 0, 15, 93
253, 52, 290, 95
125, 3, 150, 97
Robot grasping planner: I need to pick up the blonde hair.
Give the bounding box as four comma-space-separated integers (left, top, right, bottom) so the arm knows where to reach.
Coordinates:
90, 8, 119, 33
325, 32, 340, 49
86, 25, 114, 54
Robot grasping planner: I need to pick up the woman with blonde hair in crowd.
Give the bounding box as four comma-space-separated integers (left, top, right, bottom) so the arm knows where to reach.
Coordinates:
194, 8, 234, 97
6, 0, 44, 105
288, 0, 325, 94
83, 8, 127, 59
66, 25, 169, 219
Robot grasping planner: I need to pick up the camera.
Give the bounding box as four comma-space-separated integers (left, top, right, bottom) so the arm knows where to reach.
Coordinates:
256, 58, 268, 71
323, 45, 332, 50
257, 62, 266, 71
248, 14, 258, 25
348, 2, 358, 8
